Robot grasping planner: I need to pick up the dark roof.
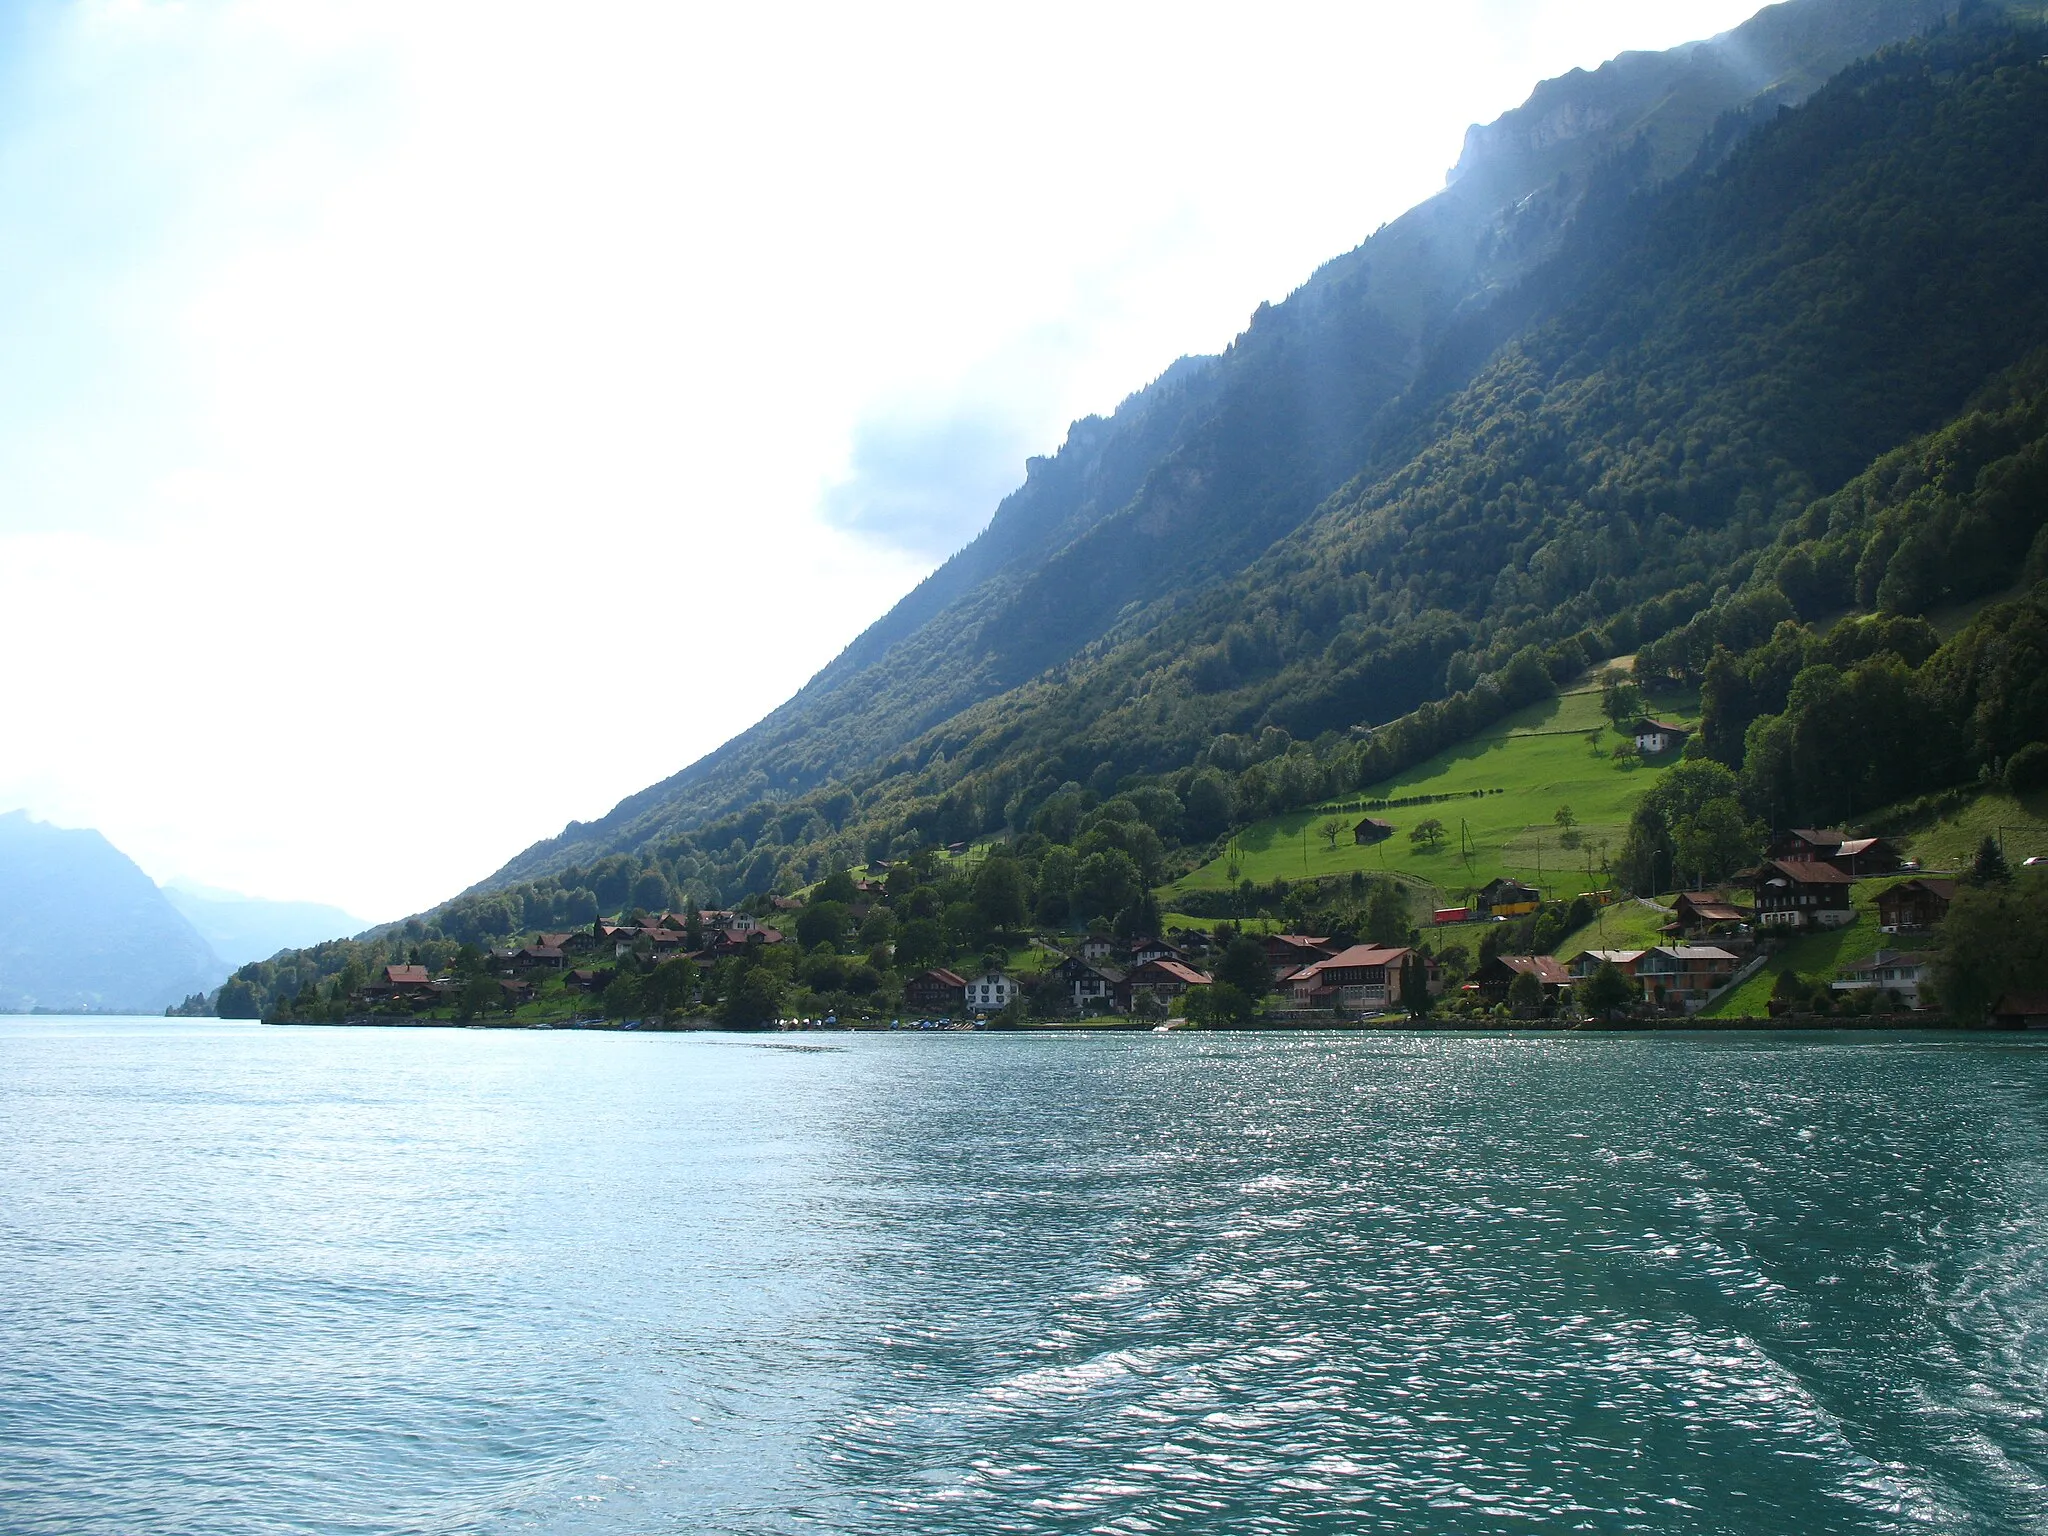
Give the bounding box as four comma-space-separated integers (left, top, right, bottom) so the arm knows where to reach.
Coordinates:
1992, 992, 2048, 1017
909, 968, 968, 988
384, 964, 431, 985
1759, 859, 1855, 885
1783, 828, 1848, 847
1633, 718, 1689, 734
1884, 877, 1957, 900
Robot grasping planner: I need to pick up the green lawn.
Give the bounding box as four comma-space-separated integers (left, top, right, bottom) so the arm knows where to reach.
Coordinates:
1161, 683, 1695, 909
1552, 897, 1676, 961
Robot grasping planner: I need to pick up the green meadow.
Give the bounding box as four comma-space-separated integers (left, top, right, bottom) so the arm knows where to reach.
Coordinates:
1162, 683, 1695, 910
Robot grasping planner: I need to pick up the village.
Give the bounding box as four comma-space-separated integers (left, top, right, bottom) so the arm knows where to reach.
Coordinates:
322, 820, 2045, 1031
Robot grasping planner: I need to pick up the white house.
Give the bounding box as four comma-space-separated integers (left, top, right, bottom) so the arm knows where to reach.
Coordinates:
1832, 951, 1934, 1009
965, 970, 1017, 1013
1632, 718, 1690, 754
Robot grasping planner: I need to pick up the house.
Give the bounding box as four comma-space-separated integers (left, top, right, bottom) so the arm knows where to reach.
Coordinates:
1263, 933, 1334, 977
1631, 718, 1690, 755
1475, 878, 1540, 917
497, 978, 537, 1005
1634, 945, 1741, 1010
539, 931, 593, 955
1286, 945, 1434, 1011
1878, 878, 1955, 933
1119, 959, 1213, 1010
1353, 816, 1396, 845
1126, 936, 1188, 967
1568, 949, 1648, 982
1991, 993, 2048, 1028
1768, 828, 1848, 864
1472, 954, 1573, 1005
1668, 892, 1751, 940
1747, 859, 1856, 929
503, 942, 566, 971
565, 968, 612, 994
1051, 955, 1122, 1013
1829, 837, 1904, 878
363, 963, 439, 1001
1077, 934, 1119, 963
1833, 951, 1935, 1010
903, 968, 968, 1015
963, 970, 1017, 1013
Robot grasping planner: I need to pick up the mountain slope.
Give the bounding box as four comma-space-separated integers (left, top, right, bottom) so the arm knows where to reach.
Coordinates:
0, 813, 227, 1011
480, 0, 1961, 888
162, 883, 366, 970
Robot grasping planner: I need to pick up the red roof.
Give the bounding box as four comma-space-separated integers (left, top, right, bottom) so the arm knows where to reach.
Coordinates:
1292, 944, 1412, 981
384, 964, 431, 985
1993, 992, 2048, 1018
1496, 955, 1573, 986
1132, 960, 1213, 987
911, 968, 968, 988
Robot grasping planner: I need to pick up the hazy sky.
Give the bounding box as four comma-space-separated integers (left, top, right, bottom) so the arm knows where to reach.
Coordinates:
0, 0, 1767, 922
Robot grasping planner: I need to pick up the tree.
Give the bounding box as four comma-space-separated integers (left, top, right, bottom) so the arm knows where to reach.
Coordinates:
815, 868, 859, 905
2007, 742, 2048, 796
895, 918, 946, 970
1073, 849, 1140, 919
216, 976, 262, 1019
1365, 881, 1409, 946
1936, 875, 2048, 1019
1554, 805, 1580, 850
1318, 817, 1346, 852
1410, 818, 1447, 849
456, 975, 499, 1023
972, 857, 1031, 933
1184, 771, 1233, 841
1601, 669, 1649, 730
1575, 961, 1635, 1020
1399, 953, 1431, 1016
795, 901, 850, 951
1970, 834, 2012, 886
720, 968, 782, 1028
1214, 935, 1271, 997
1506, 969, 1544, 1017
1186, 981, 1255, 1027
1671, 796, 1763, 887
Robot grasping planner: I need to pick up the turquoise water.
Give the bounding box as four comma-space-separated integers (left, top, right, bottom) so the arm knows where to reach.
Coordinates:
3, 1021, 2047, 1533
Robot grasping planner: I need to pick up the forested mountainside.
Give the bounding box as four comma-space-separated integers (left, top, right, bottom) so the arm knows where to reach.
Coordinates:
479, 0, 1961, 890
239, 10, 2048, 1013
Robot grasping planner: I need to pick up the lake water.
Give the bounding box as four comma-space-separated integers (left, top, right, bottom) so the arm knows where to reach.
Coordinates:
4, 1020, 2047, 1535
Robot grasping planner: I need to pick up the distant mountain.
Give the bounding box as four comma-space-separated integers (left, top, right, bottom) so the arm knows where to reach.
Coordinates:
161, 882, 365, 969
474, 0, 1963, 889
0, 812, 226, 1012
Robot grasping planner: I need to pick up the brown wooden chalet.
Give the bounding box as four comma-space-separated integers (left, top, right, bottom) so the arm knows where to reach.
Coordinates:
541, 930, 596, 955
1353, 816, 1396, 845
1263, 933, 1334, 978
1768, 828, 1848, 863
1118, 959, 1213, 1009
1829, 837, 1903, 878
1668, 892, 1751, 939
364, 962, 438, 1000
1472, 954, 1572, 1004
1991, 993, 2048, 1028
1286, 945, 1433, 1010
1878, 877, 1955, 933
565, 968, 612, 994
1126, 936, 1189, 967
501, 942, 566, 972
1748, 859, 1855, 929
1051, 955, 1122, 1012
903, 968, 968, 1014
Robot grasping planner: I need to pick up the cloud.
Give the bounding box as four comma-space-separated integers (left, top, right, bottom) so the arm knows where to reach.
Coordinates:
819, 410, 1038, 560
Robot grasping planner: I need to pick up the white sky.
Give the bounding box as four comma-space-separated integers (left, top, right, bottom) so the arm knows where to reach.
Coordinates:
0, 0, 1767, 923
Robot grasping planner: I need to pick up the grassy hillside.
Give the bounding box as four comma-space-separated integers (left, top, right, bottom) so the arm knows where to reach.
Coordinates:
1893, 789, 2048, 871
1553, 897, 1678, 962
1161, 683, 1694, 907
1698, 884, 1892, 1019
